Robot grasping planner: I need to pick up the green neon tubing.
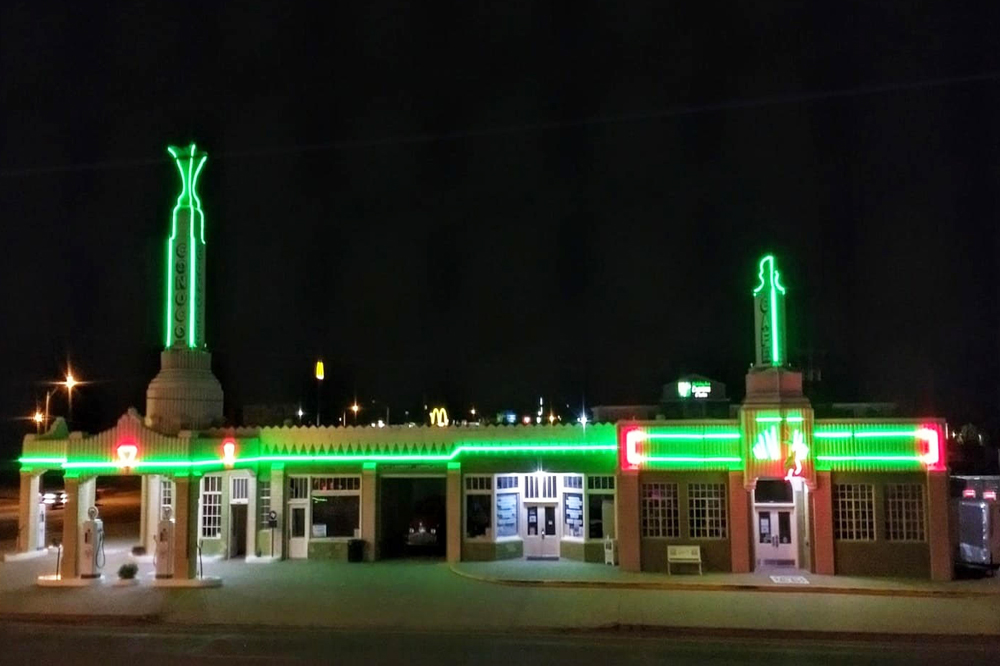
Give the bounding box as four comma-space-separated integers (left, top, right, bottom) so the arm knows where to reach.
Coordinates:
814, 431, 853, 439
645, 456, 742, 464
18, 457, 68, 465
816, 455, 922, 462
755, 417, 783, 423
50, 442, 618, 471
854, 431, 920, 438
165, 144, 207, 349
644, 433, 740, 440
752, 255, 785, 366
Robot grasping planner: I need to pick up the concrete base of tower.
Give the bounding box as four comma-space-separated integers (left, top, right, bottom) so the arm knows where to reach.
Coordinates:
145, 348, 224, 435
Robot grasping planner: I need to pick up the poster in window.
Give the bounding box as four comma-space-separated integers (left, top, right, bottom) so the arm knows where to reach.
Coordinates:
496, 493, 518, 537
311, 523, 327, 538
564, 492, 583, 537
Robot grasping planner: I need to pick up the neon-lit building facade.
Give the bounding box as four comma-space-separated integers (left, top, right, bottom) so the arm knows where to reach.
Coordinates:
14, 150, 952, 580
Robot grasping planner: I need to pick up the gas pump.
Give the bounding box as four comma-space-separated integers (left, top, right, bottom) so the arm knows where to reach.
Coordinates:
81, 506, 105, 578
155, 506, 175, 578
36, 500, 46, 550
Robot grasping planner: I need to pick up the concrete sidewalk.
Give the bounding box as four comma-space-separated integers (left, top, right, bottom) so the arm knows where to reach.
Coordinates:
2, 555, 999, 637
450, 560, 1000, 598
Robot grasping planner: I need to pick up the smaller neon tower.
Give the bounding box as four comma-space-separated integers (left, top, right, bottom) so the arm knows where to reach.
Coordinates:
145, 143, 223, 434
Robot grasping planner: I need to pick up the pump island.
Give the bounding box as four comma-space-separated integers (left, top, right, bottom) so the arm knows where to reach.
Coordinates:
14, 144, 952, 584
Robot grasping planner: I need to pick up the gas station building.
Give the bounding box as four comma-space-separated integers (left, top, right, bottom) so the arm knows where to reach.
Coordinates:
14, 145, 953, 582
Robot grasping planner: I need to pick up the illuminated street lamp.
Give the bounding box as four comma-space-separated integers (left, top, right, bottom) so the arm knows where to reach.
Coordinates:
351, 401, 360, 425
315, 360, 325, 426
32, 409, 44, 434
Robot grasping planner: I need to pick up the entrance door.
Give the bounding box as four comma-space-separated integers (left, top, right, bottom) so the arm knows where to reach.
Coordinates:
754, 507, 796, 568
230, 504, 247, 558
525, 504, 559, 559
289, 505, 308, 559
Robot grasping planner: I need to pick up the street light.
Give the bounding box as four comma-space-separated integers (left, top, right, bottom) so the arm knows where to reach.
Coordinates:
64, 372, 77, 424
351, 402, 360, 425
315, 361, 324, 426
33, 410, 44, 434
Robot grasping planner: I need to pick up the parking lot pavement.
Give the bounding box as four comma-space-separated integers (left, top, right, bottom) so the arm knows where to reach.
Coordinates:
2, 557, 999, 636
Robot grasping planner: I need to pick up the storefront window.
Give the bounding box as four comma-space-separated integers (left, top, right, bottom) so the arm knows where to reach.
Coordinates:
588, 493, 615, 539
587, 475, 616, 539
466, 494, 491, 538
311, 495, 359, 538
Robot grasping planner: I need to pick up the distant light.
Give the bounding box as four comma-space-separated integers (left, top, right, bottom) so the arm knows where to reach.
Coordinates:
315, 361, 325, 381
470, 407, 476, 416
429, 407, 449, 427
578, 413, 588, 425
33, 411, 44, 424
677, 381, 691, 398
377, 419, 385, 428
963, 488, 977, 499
522, 416, 531, 425
985, 490, 998, 501
548, 413, 555, 424
297, 407, 304, 419
65, 373, 78, 391
351, 403, 360, 414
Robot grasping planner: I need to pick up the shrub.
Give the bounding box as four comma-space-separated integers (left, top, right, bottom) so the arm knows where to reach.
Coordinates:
118, 562, 139, 580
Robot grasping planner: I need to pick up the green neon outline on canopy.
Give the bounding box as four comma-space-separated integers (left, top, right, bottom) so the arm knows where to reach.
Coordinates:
22, 442, 617, 471
752, 254, 786, 366
165, 144, 208, 349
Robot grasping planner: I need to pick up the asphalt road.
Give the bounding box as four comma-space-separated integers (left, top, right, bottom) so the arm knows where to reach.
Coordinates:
1, 622, 996, 665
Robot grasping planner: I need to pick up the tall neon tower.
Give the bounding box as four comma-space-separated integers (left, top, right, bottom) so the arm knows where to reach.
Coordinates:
146, 142, 223, 434
165, 144, 208, 349
752, 254, 787, 367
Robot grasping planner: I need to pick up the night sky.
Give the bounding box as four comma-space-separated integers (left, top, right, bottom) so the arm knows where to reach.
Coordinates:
2, 4, 999, 467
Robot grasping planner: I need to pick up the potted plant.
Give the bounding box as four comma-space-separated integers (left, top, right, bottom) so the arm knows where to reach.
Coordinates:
116, 561, 139, 586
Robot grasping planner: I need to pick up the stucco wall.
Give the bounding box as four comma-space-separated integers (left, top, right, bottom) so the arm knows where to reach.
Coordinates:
831, 471, 931, 578
560, 540, 605, 563
462, 540, 523, 561
309, 540, 349, 560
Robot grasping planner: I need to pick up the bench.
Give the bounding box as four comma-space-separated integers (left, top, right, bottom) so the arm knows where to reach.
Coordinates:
666, 545, 703, 575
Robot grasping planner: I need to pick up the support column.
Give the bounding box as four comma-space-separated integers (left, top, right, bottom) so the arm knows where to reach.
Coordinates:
173, 475, 197, 579
17, 472, 41, 552
811, 471, 835, 575
616, 470, 641, 572
729, 472, 751, 573
361, 464, 377, 561
269, 465, 285, 560
927, 470, 952, 581
446, 463, 461, 563
60, 476, 82, 579
246, 473, 258, 558
140, 475, 148, 553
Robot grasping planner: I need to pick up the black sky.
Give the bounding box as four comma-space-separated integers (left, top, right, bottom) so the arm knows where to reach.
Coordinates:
1, 3, 999, 462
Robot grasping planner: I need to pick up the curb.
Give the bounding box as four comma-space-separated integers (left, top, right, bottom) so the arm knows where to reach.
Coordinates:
447, 564, 1000, 598
0, 612, 161, 625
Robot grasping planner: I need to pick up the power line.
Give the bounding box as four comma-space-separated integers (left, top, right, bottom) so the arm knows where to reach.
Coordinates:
2, 71, 997, 178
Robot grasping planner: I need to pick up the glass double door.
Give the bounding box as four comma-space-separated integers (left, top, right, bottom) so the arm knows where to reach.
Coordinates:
754, 506, 797, 568
524, 504, 559, 559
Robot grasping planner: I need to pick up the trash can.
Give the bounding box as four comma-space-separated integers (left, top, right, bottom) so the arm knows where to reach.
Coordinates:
347, 539, 365, 562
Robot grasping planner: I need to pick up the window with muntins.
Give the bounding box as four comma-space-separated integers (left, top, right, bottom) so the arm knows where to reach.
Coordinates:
289, 477, 309, 500
465, 476, 492, 538
231, 477, 249, 504
885, 483, 925, 541
258, 480, 271, 524
688, 483, 727, 539
587, 475, 615, 491
160, 479, 173, 519
641, 483, 679, 538
833, 484, 875, 541
199, 475, 222, 538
